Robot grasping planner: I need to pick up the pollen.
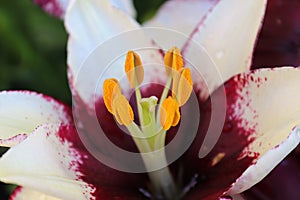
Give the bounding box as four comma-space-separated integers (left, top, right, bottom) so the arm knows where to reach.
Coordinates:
160, 96, 180, 130
103, 78, 121, 114
112, 94, 134, 126
211, 152, 226, 166
164, 46, 184, 75
125, 50, 144, 88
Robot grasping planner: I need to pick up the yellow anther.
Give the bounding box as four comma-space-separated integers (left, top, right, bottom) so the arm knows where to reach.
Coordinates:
160, 96, 180, 130
164, 46, 184, 75
125, 50, 144, 88
112, 94, 134, 126
175, 68, 193, 106
103, 78, 122, 114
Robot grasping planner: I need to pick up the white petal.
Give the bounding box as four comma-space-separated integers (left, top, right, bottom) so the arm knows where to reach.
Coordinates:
110, 0, 136, 17
0, 124, 93, 200
228, 67, 300, 155
182, 0, 267, 101
66, 0, 163, 105
11, 187, 61, 200
34, 0, 134, 19
65, 0, 139, 82
144, 0, 218, 48
227, 127, 300, 194
219, 67, 300, 194
0, 91, 72, 146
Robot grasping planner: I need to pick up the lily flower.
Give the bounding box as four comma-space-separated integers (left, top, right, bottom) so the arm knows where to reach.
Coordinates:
1, 0, 300, 200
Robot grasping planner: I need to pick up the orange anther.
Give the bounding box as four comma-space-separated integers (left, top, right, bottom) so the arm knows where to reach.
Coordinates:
160, 97, 180, 130
176, 68, 193, 106
112, 94, 134, 126
103, 78, 121, 114
125, 50, 144, 88
164, 46, 184, 75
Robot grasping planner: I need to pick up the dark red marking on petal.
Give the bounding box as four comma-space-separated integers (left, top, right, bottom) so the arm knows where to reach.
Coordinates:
9, 187, 23, 200
40, 92, 73, 121
181, 0, 221, 55
90, 187, 145, 200
183, 73, 261, 199
5, 90, 73, 122
69, 84, 185, 198
0, 134, 28, 147
56, 123, 146, 199
150, 40, 165, 59
33, 0, 65, 18
69, 74, 262, 199
4, 90, 72, 114
252, 0, 300, 69
56, 122, 141, 188
61, 90, 155, 199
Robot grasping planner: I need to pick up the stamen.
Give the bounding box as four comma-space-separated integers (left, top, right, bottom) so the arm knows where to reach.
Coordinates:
112, 94, 134, 126
103, 78, 121, 114
102, 46, 193, 200
125, 50, 145, 128
125, 50, 144, 88
164, 46, 184, 75
174, 68, 193, 106
160, 96, 180, 130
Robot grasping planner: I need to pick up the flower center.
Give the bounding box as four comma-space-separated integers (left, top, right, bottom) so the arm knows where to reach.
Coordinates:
103, 46, 193, 200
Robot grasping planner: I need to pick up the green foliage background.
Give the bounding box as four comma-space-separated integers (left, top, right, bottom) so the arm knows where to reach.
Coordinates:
0, 0, 70, 102
0, 0, 166, 198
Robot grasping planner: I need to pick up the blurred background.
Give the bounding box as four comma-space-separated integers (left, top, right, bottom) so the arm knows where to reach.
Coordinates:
0, 0, 299, 199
